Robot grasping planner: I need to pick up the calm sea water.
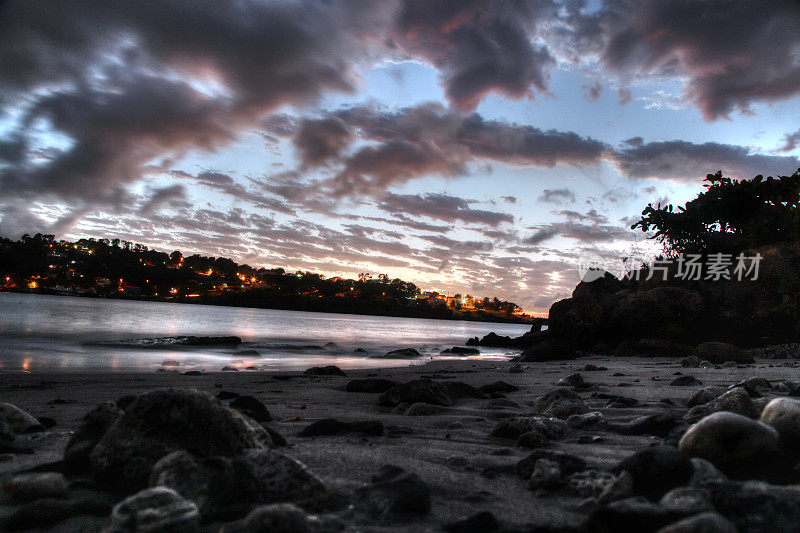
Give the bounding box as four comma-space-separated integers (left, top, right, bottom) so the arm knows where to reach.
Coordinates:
0, 292, 529, 373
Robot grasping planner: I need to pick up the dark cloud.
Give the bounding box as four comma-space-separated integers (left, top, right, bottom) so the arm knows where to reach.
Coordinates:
317, 103, 606, 197
392, 0, 558, 110
294, 117, 353, 168
595, 1, 800, 119
501, 196, 517, 204
0, 0, 394, 202
524, 220, 633, 245
539, 188, 576, 204
139, 184, 187, 215
611, 140, 800, 182
379, 193, 514, 227
777, 129, 800, 153
617, 88, 632, 105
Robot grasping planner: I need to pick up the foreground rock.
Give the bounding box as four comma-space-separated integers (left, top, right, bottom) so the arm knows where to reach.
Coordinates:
151, 449, 326, 520
684, 387, 757, 424
759, 397, 800, 461
90, 389, 272, 492
107, 486, 199, 532
0, 402, 45, 434
353, 465, 430, 524
64, 401, 123, 466
679, 412, 782, 480
531, 389, 588, 419
614, 446, 693, 500
378, 379, 452, 407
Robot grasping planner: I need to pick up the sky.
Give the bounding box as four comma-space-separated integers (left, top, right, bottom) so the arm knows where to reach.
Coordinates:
1, 0, 799, 313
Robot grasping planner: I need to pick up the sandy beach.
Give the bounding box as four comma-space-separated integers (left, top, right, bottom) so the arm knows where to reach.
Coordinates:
2, 354, 798, 531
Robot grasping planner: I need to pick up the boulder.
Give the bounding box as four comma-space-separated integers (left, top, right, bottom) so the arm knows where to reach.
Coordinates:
378, 380, 452, 407
345, 378, 398, 393
531, 388, 589, 419
609, 413, 681, 438
693, 342, 754, 364
303, 365, 346, 376
684, 387, 758, 424
583, 496, 691, 532
374, 348, 422, 359
353, 465, 430, 524
759, 397, 800, 461
229, 395, 272, 423
150, 449, 325, 520
64, 401, 123, 465
686, 387, 726, 408
106, 487, 199, 532
703, 480, 800, 532
614, 446, 694, 501
515, 337, 578, 362
403, 402, 451, 416
90, 389, 272, 492
0, 403, 44, 434
671, 376, 702, 386
679, 412, 782, 480
557, 373, 589, 388
610, 287, 705, 344
680, 356, 702, 368
440, 346, 480, 355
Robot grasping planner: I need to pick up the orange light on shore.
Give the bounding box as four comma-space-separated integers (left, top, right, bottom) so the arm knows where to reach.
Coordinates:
27, 281, 37, 289
170, 288, 178, 294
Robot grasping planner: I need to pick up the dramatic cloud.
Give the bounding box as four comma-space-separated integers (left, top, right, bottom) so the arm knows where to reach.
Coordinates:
379, 193, 514, 227
294, 117, 353, 168
311, 103, 607, 197
596, 0, 800, 119
139, 185, 187, 216
611, 140, 800, 182
0, 0, 395, 202
392, 0, 558, 110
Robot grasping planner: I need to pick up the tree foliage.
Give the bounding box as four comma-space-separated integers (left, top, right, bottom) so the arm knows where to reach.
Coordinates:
632, 169, 800, 256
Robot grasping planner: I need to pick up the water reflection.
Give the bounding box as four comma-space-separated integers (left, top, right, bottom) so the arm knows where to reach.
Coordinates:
0, 292, 529, 373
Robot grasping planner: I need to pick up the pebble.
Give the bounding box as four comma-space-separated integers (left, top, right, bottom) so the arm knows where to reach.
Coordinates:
106, 487, 199, 533
684, 387, 757, 424
531, 388, 589, 419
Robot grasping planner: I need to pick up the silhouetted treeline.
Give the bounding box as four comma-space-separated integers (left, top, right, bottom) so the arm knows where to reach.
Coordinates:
0, 234, 531, 324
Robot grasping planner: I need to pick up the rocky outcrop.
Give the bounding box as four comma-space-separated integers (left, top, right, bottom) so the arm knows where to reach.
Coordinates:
90, 389, 272, 492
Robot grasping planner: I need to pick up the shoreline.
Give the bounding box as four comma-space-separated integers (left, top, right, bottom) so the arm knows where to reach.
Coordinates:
0, 289, 536, 325
2, 355, 799, 530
